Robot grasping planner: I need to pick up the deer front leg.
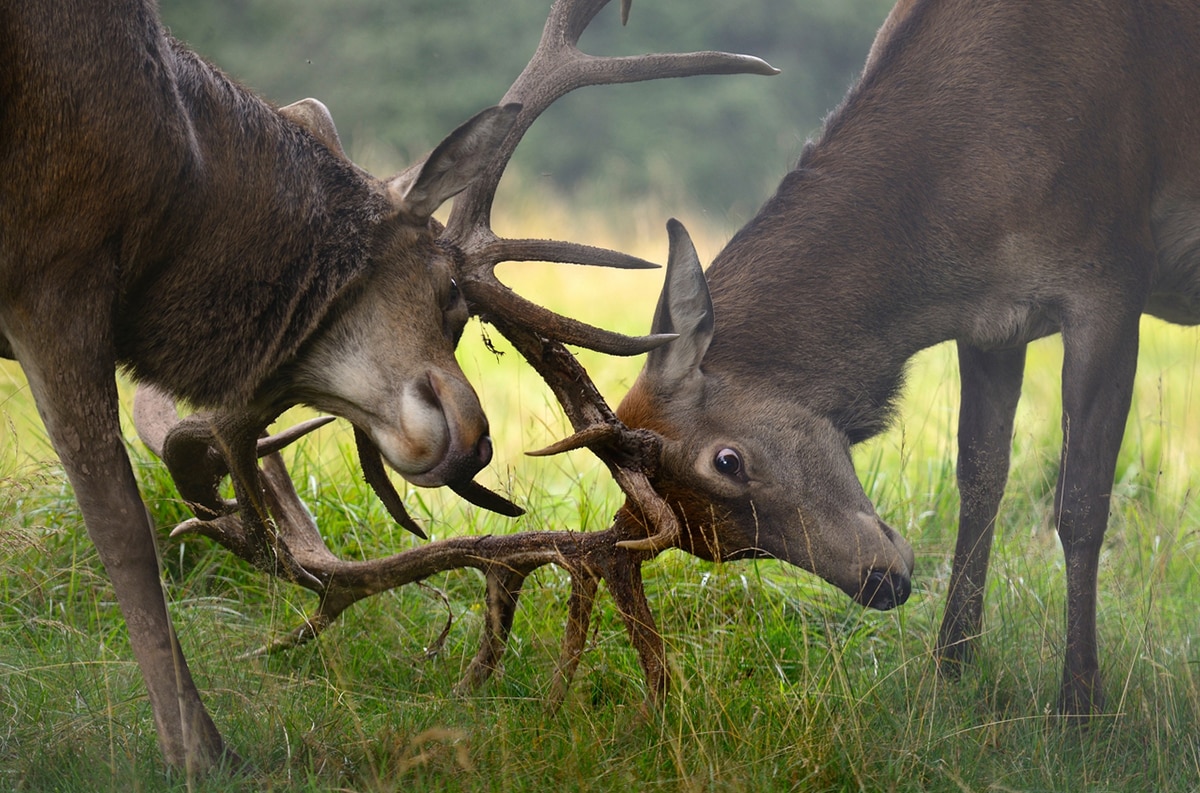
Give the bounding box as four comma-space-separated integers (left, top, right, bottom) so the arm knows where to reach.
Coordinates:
1053, 302, 1140, 716
937, 342, 1025, 676
21, 356, 232, 773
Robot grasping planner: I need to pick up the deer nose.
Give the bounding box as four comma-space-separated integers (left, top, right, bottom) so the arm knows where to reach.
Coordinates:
858, 569, 911, 611
475, 433, 493, 467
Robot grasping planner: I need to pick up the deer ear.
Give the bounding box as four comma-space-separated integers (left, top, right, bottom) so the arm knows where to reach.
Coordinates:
387, 104, 521, 219
280, 98, 347, 159
644, 219, 714, 388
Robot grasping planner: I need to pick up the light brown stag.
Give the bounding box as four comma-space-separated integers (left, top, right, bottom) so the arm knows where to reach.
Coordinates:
612, 0, 1200, 718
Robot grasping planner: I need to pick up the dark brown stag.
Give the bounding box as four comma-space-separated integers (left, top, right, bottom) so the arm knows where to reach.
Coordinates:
1, 0, 774, 775
0, 1, 517, 773
615, 0, 1200, 717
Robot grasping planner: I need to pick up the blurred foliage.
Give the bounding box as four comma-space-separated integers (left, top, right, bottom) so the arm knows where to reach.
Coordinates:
158, 0, 894, 219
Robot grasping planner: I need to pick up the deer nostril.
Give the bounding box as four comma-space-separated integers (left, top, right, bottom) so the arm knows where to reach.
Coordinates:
475, 434, 493, 466
860, 569, 911, 611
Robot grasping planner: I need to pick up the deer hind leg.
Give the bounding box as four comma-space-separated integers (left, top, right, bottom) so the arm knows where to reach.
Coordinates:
19, 351, 232, 773
937, 342, 1026, 677
1052, 297, 1142, 716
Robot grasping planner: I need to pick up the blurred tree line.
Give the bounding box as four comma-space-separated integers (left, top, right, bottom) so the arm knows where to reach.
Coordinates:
159, 0, 893, 220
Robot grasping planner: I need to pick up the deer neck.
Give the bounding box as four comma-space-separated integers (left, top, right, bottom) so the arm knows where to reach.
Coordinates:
702, 155, 984, 443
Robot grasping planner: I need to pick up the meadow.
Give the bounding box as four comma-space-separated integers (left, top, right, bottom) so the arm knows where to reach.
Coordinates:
3, 201, 1200, 791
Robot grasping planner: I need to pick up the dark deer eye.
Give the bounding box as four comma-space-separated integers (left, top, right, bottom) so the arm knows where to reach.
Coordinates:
442, 277, 468, 344
713, 447, 743, 478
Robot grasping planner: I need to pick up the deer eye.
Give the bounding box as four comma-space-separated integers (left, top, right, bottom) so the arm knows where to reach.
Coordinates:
441, 277, 468, 344
713, 447, 743, 479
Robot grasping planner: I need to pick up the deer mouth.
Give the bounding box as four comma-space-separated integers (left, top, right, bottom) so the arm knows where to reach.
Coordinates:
855, 567, 912, 610
371, 369, 492, 488
850, 518, 914, 611
399, 430, 493, 488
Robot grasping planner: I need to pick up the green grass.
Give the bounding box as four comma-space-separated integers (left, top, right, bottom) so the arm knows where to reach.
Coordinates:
3, 210, 1200, 790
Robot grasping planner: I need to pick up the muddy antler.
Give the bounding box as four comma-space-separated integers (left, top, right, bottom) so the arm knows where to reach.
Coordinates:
433, 0, 776, 701
137, 0, 775, 707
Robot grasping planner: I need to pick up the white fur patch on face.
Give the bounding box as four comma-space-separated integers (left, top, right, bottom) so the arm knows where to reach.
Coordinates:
320, 346, 381, 408
371, 378, 449, 476
304, 340, 450, 476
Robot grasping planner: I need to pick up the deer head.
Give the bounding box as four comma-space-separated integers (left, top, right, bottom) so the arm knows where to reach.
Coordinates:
273, 102, 519, 489
616, 221, 915, 611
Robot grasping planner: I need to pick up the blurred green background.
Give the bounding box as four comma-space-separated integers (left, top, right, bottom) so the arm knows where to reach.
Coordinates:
158, 0, 894, 224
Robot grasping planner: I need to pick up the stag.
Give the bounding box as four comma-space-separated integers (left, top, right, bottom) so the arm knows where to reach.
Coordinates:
2, 0, 774, 775
0, 2, 523, 772
610, 0, 1200, 717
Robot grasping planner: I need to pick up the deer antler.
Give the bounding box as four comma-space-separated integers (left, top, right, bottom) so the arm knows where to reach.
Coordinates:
446, 0, 775, 555
135, 382, 670, 704
138, 0, 775, 707
447, 0, 778, 358
429, 0, 775, 701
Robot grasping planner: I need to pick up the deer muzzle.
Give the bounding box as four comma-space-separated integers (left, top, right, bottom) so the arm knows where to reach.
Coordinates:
851, 517, 914, 611
372, 368, 492, 488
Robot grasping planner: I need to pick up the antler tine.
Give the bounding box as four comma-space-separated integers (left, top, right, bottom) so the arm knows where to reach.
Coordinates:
353, 426, 525, 539
450, 479, 525, 517
354, 426, 429, 540
468, 232, 677, 359
527, 423, 619, 457
481, 237, 660, 272
134, 384, 333, 508
446, 0, 777, 355
447, 0, 777, 237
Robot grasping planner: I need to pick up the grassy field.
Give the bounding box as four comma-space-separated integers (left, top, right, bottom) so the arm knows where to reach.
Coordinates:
3, 206, 1200, 791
